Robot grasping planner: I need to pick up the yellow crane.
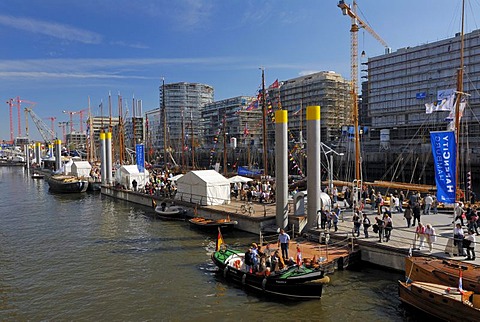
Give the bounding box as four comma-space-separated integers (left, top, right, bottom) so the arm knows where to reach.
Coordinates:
337, 0, 389, 205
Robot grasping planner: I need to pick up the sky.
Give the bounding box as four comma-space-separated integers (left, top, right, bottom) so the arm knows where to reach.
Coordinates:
1, 0, 479, 142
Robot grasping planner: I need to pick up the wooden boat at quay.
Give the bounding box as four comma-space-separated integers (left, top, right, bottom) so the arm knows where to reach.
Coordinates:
405, 256, 480, 293
46, 175, 89, 193
211, 248, 329, 300
398, 281, 480, 321
189, 216, 238, 233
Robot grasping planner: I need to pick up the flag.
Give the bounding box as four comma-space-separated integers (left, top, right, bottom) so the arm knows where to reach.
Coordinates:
243, 123, 249, 136
458, 268, 464, 294
151, 198, 157, 209
269, 79, 279, 89
216, 227, 224, 251
246, 100, 258, 111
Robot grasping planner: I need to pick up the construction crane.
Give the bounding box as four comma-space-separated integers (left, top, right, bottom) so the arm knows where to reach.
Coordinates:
62, 110, 77, 133
337, 0, 388, 206
24, 107, 56, 144
76, 108, 88, 133
5, 98, 14, 143
16, 97, 37, 137
58, 121, 69, 142
44, 117, 57, 141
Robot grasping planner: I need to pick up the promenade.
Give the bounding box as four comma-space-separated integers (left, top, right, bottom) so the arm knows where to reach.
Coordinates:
326, 202, 480, 266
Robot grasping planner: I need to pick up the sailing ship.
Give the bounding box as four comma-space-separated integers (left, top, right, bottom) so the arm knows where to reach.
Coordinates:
398, 280, 480, 321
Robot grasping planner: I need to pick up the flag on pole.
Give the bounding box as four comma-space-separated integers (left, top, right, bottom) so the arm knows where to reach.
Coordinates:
296, 245, 302, 266
268, 79, 279, 89
458, 268, 464, 294
216, 227, 224, 251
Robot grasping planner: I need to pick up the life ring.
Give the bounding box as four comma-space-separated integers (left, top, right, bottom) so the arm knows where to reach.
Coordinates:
223, 266, 229, 278
262, 278, 267, 291
242, 274, 246, 286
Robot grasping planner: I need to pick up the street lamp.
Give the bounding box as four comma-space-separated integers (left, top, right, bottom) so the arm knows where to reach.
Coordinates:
321, 143, 344, 196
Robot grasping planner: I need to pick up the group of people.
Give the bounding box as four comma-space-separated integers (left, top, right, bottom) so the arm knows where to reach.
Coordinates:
243, 228, 292, 275
412, 222, 437, 252
233, 180, 276, 204
454, 223, 477, 260
317, 205, 341, 232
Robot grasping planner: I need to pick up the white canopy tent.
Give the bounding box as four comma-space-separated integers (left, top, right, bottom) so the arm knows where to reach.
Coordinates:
168, 174, 184, 182
228, 175, 253, 184
175, 170, 231, 206
114, 165, 150, 190
71, 161, 92, 177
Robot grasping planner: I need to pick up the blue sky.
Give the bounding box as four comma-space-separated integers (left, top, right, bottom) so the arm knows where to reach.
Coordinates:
0, 0, 479, 142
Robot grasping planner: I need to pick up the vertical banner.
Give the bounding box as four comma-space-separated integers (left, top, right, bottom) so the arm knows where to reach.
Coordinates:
136, 144, 145, 173
430, 131, 456, 203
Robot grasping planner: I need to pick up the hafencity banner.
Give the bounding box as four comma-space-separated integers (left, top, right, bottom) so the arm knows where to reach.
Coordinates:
430, 131, 456, 203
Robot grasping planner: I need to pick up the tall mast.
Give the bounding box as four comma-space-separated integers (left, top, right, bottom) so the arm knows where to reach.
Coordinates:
261, 67, 268, 177
88, 96, 95, 163
181, 107, 185, 170
190, 111, 195, 169
162, 78, 168, 167
454, 0, 465, 199
223, 115, 227, 176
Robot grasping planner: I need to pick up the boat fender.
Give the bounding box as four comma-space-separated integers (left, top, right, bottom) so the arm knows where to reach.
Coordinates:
262, 278, 267, 291
223, 266, 229, 278
242, 274, 246, 286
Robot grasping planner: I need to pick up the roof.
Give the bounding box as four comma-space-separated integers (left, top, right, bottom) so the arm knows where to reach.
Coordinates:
177, 170, 229, 185
72, 161, 92, 170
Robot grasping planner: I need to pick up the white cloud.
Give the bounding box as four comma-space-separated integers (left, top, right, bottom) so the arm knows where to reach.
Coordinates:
0, 14, 102, 44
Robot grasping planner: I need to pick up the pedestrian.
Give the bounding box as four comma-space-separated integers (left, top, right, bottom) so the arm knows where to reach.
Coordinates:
423, 194, 433, 215
424, 223, 436, 253
412, 202, 421, 227
277, 228, 290, 261
431, 195, 438, 214
414, 222, 426, 250
331, 210, 339, 232
464, 230, 476, 260
362, 213, 371, 238
132, 179, 138, 191
404, 205, 412, 228
374, 216, 384, 242
467, 210, 480, 235
352, 210, 361, 237
399, 191, 405, 212
454, 223, 465, 257
383, 213, 393, 242
453, 202, 465, 226
376, 192, 384, 215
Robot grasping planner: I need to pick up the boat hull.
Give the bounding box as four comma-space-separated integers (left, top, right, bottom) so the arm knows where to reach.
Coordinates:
405, 256, 480, 293
212, 249, 325, 300
46, 175, 89, 193
189, 218, 237, 233
154, 205, 186, 220
398, 281, 480, 321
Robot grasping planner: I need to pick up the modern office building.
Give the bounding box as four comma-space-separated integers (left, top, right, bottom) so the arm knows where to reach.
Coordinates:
362, 28, 480, 184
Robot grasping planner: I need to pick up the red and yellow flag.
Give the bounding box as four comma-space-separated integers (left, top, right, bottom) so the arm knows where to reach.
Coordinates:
216, 227, 224, 251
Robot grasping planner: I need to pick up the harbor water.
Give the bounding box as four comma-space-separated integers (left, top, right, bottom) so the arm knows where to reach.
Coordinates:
1, 167, 423, 321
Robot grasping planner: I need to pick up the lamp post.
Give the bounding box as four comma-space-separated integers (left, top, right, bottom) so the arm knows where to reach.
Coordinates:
321, 143, 344, 196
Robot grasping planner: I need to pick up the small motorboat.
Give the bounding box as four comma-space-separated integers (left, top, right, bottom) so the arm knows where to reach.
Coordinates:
154, 202, 186, 220
31, 172, 45, 179
189, 216, 238, 233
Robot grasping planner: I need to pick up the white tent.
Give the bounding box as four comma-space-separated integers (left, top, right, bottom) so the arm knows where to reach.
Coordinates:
175, 170, 231, 206
114, 165, 150, 190
168, 174, 184, 181
71, 161, 92, 177
228, 175, 253, 184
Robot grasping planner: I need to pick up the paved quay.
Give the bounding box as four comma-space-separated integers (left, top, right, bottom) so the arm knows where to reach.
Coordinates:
209, 198, 479, 268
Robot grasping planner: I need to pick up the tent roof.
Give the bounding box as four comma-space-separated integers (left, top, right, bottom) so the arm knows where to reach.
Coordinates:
72, 161, 92, 169
228, 175, 253, 183
177, 170, 229, 185
118, 165, 149, 175
168, 174, 184, 181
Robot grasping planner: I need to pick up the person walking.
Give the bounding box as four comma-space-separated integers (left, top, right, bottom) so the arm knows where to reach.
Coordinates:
454, 223, 465, 257
413, 222, 426, 250
362, 213, 371, 238
453, 202, 465, 226
277, 229, 290, 261
352, 211, 361, 237
464, 230, 476, 260
412, 203, 421, 227
383, 213, 393, 242
404, 205, 412, 228
424, 223, 436, 253
374, 216, 384, 243
423, 194, 433, 215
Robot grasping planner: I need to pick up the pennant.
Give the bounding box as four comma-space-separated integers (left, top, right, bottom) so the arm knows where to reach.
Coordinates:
216, 227, 224, 251
269, 79, 279, 89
